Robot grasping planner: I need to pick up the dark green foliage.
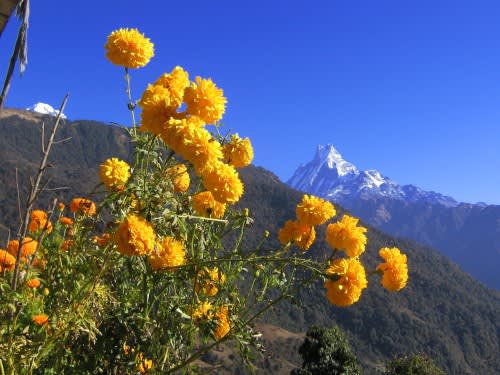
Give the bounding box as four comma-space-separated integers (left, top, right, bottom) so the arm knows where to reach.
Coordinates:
291, 326, 360, 375
385, 354, 446, 375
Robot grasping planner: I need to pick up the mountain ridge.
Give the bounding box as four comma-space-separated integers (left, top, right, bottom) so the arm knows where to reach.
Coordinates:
289, 144, 461, 207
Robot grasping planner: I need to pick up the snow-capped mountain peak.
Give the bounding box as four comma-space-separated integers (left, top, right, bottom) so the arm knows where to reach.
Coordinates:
288, 144, 459, 208
26, 102, 66, 119
315, 144, 358, 176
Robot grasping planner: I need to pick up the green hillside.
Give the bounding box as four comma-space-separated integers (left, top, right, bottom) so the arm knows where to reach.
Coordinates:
0, 109, 499, 374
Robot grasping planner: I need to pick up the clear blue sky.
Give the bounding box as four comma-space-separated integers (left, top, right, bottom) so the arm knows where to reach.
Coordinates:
1, 1, 500, 204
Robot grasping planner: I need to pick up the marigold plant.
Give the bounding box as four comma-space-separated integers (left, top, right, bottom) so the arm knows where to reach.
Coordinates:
0, 27, 408, 374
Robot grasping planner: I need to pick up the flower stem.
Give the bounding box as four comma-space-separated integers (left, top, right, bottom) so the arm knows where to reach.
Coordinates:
124, 67, 137, 129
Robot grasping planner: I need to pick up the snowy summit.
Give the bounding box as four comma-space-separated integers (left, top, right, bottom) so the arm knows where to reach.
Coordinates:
26, 102, 66, 119
288, 144, 459, 207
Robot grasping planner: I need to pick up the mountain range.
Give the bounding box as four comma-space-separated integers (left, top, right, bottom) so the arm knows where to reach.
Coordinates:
0, 109, 499, 374
288, 144, 500, 289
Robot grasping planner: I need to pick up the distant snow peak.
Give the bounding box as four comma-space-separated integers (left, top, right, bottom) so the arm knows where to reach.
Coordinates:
27, 102, 66, 119
314, 144, 358, 176
288, 144, 459, 208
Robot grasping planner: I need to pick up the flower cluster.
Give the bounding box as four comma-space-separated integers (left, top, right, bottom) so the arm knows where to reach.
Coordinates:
134, 63, 252, 206
279, 194, 336, 251
377, 247, 408, 291
28, 210, 53, 233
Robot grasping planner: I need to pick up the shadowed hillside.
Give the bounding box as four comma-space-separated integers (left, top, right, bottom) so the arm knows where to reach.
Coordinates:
0, 109, 499, 374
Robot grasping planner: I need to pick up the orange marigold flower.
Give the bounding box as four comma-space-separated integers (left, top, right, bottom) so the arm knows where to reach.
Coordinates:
28, 210, 53, 234
58, 202, 65, 211
114, 214, 155, 257
148, 237, 185, 271
184, 76, 227, 124
278, 220, 316, 251
7, 237, 38, 258
296, 194, 336, 226
196, 267, 226, 297
324, 257, 367, 307
325, 215, 367, 257
69, 198, 96, 216
201, 161, 244, 204
60, 239, 74, 252
32, 314, 49, 326
155, 66, 190, 107
59, 217, 74, 226
192, 191, 226, 219
105, 28, 154, 69
32, 257, 47, 270
0, 249, 16, 271
223, 134, 254, 168
26, 278, 41, 289
92, 233, 111, 247
377, 247, 408, 292
165, 163, 190, 193
99, 158, 131, 190
214, 305, 231, 340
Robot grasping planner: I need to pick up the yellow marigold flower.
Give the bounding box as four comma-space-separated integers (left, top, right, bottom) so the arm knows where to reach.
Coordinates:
28, 210, 53, 233
139, 104, 181, 136
165, 163, 190, 193
161, 117, 221, 171
32, 314, 49, 326
201, 161, 244, 204
69, 198, 96, 216
0, 249, 16, 271
214, 305, 231, 340
105, 28, 154, 69
148, 236, 186, 271
196, 267, 226, 296
184, 76, 227, 124
325, 215, 367, 257
26, 278, 41, 289
136, 353, 153, 374
114, 214, 155, 257
155, 66, 190, 107
191, 301, 214, 321
139, 84, 173, 110
192, 191, 226, 219
377, 247, 408, 292
296, 195, 336, 226
7, 237, 38, 258
99, 158, 131, 190
223, 134, 254, 168
278, 220, 316, 251
59, 216, 74, 226
325, 257, 367, 307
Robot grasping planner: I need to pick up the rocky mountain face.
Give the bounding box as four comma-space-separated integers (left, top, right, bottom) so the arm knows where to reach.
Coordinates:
288, 144, 500, 289
0, 109, 499, 374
